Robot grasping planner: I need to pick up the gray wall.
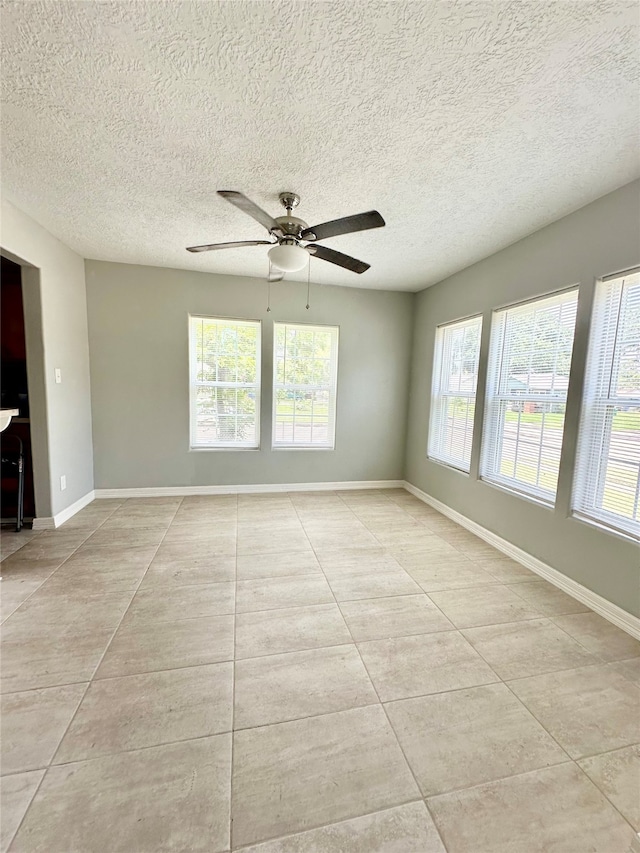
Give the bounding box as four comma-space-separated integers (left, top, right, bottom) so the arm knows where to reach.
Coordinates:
405, 180, 640, 617
85, 261, 414, 489
1, 199, 94, 517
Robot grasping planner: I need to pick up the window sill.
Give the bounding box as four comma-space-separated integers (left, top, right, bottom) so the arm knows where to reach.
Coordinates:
189, 446, 260, 452
272, 445, 335, 451
479, 476, 556, 510
571, 512, 640, 545
427, 456, 471, 476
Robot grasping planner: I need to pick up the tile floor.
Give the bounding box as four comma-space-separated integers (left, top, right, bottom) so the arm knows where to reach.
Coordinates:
1, 489, 639, 852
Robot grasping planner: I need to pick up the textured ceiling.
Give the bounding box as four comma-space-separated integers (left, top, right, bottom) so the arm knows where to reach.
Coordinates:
1, 1, 639, 292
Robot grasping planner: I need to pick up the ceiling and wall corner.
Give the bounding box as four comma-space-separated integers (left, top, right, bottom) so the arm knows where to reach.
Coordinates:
1, 0, 638, 292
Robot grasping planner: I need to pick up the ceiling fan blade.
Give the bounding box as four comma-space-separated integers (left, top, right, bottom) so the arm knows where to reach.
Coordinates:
301, 210, 385, 242
217, 190, 281, 233
306, 244, 370, 274
186, 240, 273, 253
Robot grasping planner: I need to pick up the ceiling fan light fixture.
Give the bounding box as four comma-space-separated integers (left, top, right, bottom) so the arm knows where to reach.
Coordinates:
268, 242, 309, 272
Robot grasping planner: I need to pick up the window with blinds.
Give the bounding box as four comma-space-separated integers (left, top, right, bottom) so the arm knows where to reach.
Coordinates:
480, 289, 579, 503
189, 316, 261, 448
273, 323, 339, 449
573, 269, 640, 538
428, 315, 483, 471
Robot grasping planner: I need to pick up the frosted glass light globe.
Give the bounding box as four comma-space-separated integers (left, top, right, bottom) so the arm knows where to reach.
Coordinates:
268, 243, 309, 272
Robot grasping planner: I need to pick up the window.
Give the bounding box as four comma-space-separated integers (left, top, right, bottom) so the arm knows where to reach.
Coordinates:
573, 270, 640, 538
273, 323, 339, 448
428, 315, 482, 471
480, 289, 578, 503
189, 316, 260, 448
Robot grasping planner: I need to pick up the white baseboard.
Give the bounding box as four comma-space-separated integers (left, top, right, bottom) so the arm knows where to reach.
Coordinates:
33, 490, 96, 530
403, 481, 640, 641
94, 480, 405, 499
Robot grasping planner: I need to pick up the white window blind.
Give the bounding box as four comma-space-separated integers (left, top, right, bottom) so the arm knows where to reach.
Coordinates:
573, 270, 640, 538
273, 323, 339, 449
189, 316, 260, 448
480, 289, 578, 503
428, 315, 482, 471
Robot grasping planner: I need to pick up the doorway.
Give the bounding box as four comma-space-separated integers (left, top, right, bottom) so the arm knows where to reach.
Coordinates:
1, 255, 36, 523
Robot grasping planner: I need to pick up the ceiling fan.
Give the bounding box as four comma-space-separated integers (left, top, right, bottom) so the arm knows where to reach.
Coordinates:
187, 191, 385, 279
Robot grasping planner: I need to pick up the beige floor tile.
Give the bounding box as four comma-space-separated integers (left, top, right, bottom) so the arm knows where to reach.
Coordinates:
427, 762, 635, 853
55, 662, 233, 763
406, 559, 498, 592
1, 625, 115, 693
554, 612, 640, 661
1, 684, 87, 774
234, 645, 376, 729
12, 735, 231, 853
10, 531, 89, 561
1, 770, 45, 853
509, 580, 590, 616
509, 664, 640, 758
3, 588, 133, 633
0, 529, 40, 561
160, 528, 237, 551
41, 556, 151, 595
358, 631, 497, 702
85, 527, 166, 548
231, 705, 419, 848
96, 614, 234, 678
141, 547, 236, 587
124, 581, 235, 623
474, 554, 534, 582
98, 514, 175, 531
236, 550, 321, 580
238, 801, 445, 853
429, 584, 541, 628
53, 541, 158, 569
235, 603, 351, 659
327, 571, 422, 602
237, 530, 311, 556
341, 594, 453, 641
391, 541, 462, 563
0, 579, 42, 622
386, 683, 567, 797
0, 555, 67, 583
611, 656, 640, 686
236, 575, 333, 613
238, 518, 304, 535
370, 528, 438, 550
578, 744, 640, 830
317, 547, 397, 574
462, 618, 598, 679
307, 532, 381, 553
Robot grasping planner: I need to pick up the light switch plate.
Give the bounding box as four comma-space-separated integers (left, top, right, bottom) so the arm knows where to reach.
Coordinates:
60, 475, 66, 491
55, 368, 62, 384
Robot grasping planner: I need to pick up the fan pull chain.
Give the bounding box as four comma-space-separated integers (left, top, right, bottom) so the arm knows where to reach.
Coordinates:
267, 259, 272, 313
306, 257, 311, 310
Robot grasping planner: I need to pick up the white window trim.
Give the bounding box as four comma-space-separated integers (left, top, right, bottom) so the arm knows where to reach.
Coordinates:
428, 314, 482, 473
572, 269, 640, 540
480, 288, 579, 506
188, 314, 261, 450
272, 322, 339, 450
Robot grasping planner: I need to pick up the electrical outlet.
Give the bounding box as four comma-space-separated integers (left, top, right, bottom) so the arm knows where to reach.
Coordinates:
60, 475, 66, 491
55, 368, 62, 384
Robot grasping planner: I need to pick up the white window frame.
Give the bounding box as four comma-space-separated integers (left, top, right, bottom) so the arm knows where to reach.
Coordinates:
428, 314, 483, 473
189, 315, 261, 450
573, 268, 640, 539
272, 322, 339, 450
480, 288, 579, 505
